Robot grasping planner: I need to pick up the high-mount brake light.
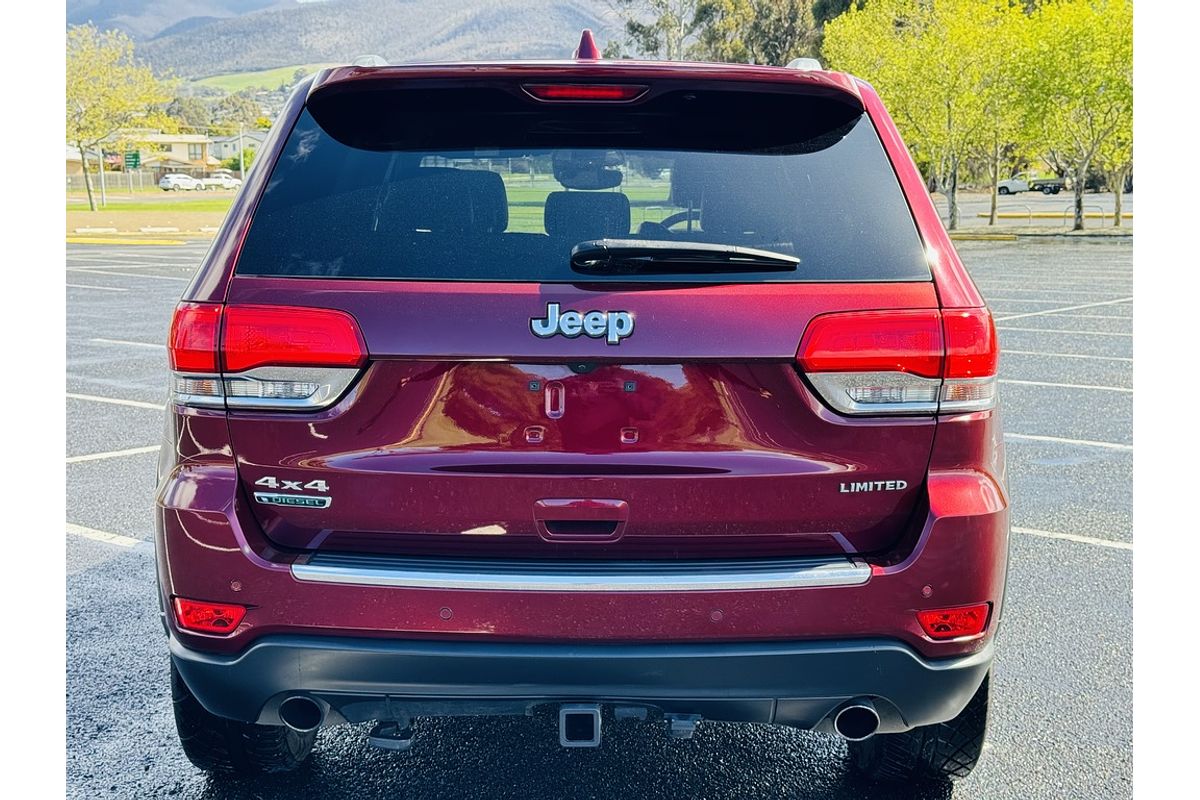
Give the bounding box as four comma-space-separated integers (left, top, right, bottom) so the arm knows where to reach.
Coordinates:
522, 83, 648, 102
797, 308, 997, 416
916, 603, 991, 640
167, 303, 368, 411
173, 597, 247, 635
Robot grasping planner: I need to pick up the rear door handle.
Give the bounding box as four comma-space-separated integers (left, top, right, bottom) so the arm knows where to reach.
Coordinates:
534, 498, 628, 542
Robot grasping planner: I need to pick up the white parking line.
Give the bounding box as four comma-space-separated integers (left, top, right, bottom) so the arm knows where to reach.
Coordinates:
66, 283, 128, 292
1002, 349, 1132, 363
66, 523, 141, 548
89, 338, 166, 350
68, 268, 190, 282
999, 378, 1131, 393
66, 445, 160, 464
66, 392, 161, 410
1013, 526, 1132, 551
997, 326, 1132, 337
995, 296, 1134, 322
987, 297, 1127, 305
1033, 314, 1132, 321
1005, 432, 1132, 451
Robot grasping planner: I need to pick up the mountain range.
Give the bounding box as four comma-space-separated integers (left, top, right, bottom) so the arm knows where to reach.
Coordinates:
67, 0, 622, 79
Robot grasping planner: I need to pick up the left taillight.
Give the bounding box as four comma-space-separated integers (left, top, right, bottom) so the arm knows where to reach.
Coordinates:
168, 303, 367, 410
797, 307, 997, 416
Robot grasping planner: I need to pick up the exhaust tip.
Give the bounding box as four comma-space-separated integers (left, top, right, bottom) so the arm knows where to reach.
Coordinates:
833, 700, 880, 741
278, 696, 324, 733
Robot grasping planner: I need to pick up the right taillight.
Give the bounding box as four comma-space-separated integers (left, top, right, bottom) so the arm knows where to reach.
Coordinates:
798, 308, 997, 416
167, 303, 367, 411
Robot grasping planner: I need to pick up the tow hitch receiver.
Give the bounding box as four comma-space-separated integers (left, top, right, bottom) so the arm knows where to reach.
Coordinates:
559, 704, 602, 747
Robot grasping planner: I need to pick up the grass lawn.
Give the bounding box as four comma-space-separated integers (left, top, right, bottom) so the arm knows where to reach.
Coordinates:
67, 198, 236, 213
66, 178, 686, 234
194, 63, 335, 93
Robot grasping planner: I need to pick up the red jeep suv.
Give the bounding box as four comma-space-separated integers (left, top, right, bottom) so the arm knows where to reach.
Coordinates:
157, 36, 1006, 786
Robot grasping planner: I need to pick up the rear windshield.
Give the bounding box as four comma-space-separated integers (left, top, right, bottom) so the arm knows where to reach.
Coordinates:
236, 85, 930, 283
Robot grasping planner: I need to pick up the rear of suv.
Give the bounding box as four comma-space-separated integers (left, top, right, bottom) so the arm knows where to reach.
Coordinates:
157, 37, 1007, 786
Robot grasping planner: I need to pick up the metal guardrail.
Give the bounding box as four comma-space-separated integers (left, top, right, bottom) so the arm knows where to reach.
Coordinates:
1063, 203, 1107, 226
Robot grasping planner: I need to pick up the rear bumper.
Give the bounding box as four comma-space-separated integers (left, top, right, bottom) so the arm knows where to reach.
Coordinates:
170, 633, 993, 733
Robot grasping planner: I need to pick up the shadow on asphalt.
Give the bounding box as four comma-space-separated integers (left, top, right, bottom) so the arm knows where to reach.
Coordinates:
189, 715, 956, 800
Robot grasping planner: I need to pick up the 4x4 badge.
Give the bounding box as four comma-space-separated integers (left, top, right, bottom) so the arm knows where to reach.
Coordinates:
530, 302, 634, 345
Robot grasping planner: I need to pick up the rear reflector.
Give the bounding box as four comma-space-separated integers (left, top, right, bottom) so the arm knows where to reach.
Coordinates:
916, 603, 991, 640
798, 308, 997, 415
523, 83, 648, 102
172, 597, 247, 635
223, 305, 366, 373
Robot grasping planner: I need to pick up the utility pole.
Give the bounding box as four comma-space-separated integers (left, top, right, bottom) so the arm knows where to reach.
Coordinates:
98, 149, 107, 207
238, 123, 245, 181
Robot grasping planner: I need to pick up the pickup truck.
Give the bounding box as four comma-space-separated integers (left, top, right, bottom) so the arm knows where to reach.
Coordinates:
200, 173, 243, 191
997, 173, 1064, 195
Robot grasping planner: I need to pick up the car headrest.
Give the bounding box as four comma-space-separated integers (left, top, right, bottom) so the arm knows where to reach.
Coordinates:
671, 155, 790, 240
380, 167, 508, 234
544, 191, 630, 242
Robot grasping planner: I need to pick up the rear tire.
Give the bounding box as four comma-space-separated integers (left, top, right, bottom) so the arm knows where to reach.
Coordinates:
997, 186, 1010, 195
848, 673, 989, 785
171, 661, 316, 775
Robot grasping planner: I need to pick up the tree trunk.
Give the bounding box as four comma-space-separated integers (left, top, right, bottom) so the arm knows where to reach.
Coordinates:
988, 140, 1000, 226
77, 142, 96, 212
946, 154, 960, 231
1112, 165, 1129, 227
1072, 161, 1088, 231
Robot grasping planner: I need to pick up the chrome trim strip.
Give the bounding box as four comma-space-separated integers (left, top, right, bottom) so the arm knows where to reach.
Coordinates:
291, 557, 871, 592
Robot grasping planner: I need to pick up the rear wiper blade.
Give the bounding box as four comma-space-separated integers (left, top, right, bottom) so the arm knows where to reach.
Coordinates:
570, 239, 800, 275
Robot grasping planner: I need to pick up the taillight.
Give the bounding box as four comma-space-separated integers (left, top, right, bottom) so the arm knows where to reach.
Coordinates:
797, 308, 997, 415
522, 83, 648, 102
168, 303, 221, 372
916, 603, 991, 640
172, 597, 247, 635
167, 303, 367, 410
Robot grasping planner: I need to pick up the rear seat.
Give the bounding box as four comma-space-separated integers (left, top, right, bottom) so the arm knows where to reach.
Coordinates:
544, 191, 631, 244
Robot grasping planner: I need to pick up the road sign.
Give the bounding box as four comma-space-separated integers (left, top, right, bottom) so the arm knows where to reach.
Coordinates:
124, 151, 140, 169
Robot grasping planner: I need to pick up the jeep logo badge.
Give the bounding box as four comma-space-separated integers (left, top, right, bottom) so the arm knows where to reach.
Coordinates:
530, 302, 634, 345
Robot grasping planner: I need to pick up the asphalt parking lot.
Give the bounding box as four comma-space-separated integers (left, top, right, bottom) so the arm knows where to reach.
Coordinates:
65, 237, 1132, 799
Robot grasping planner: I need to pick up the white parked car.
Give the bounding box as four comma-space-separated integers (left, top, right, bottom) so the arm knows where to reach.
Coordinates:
200, 172, 243, 190
159, 173, 204, 191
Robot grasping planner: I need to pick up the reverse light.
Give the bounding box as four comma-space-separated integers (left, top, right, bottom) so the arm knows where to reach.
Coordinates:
916, 603, 991, 640
522, 83, 648, 102
167, 303, 368, 411
173, 597, 247, 635
797, 308, 997, 415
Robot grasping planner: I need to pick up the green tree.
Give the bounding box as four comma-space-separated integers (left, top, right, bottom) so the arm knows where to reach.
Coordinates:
1095, 113, 1131, 227
695, 1, 821, 65
213, 90, 264, 130
66, 24, 172, 210
165, 95, 212, 132
825, 0, 1018, 230
605, 0, 705, 59
1024, 0, 1132, 230
220, 147, 256, 173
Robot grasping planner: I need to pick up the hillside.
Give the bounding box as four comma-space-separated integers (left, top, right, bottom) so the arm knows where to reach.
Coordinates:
132, 0, 620, 79
67, 1, 290, 40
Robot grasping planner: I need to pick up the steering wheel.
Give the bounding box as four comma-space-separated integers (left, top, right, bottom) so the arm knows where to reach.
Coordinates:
657, 209, 702, 230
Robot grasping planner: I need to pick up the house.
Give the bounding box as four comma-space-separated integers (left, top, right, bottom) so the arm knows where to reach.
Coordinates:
65, 145, 100, 176
135, 133, 219, 176
210, 130, 269, 161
